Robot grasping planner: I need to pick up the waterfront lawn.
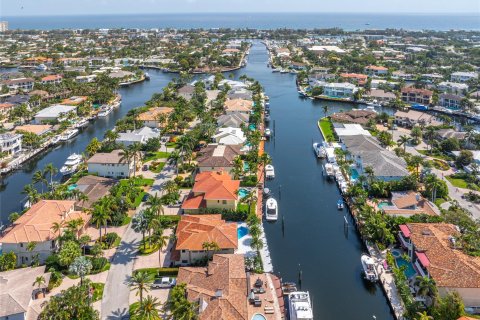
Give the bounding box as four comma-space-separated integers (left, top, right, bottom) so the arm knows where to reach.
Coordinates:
120, 177, 154, 187
318, 118, 336, 142
144, 151, 170, 162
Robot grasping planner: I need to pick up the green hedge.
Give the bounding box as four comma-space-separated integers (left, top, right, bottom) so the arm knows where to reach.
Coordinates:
133, 267, 179, 279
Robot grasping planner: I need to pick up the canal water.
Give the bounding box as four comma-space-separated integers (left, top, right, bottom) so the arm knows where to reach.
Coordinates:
0, 71, 175, 223
0, 41, 394, 318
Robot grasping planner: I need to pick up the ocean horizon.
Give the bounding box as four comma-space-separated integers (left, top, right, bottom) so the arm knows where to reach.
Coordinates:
2, 12, 479, 31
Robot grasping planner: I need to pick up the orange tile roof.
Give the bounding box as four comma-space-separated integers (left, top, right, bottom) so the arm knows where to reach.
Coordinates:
0, 200, 90, 243
177, 254, 247, 320
41, 75, 62, 81
192, 171, 240, 201
61, 96, 88, 105
366, 65, 388, 71
15, 124, 52, 135
175, 215, 237, 251
407, 223, 480, 288
137, 107, 173, 121
224, 99, 253, 112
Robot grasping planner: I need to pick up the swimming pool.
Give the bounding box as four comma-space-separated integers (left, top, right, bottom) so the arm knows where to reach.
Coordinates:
237, 226, 249, 239
67, 184, 77, 191
251, 314, 266, 320
238, 188, 249, 199
243, 162, 250, 172
378, 201, 393, 209
249, 124, 256, 131
395, 256, 416, 279
350, 168, 360, 181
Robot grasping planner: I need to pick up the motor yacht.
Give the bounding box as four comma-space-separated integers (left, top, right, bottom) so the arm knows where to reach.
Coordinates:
361, 254, 379, 282
59, 129, 79, 141
288, 291, 314, 320
60, 153, 83, 176
312, 142, 326, 158
265, 164, 275, 179
265, 198, 278, 221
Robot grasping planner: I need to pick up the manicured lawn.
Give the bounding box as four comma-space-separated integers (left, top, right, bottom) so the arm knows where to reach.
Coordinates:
134, 192, 146, 207
91, 283, 104, 302
133, 267, 179, 279
434, 198, 447, 207
119, 178, 154, 187
446, 175, 469, 189
150, 161, 166, 173
144, 151, 170, 162
417, 149, 453, 161
318, 118, 335, 142
429, 159, 449, 171
166, 142, 178, 148
120, 215, 132, 226
138, 237, 160, 255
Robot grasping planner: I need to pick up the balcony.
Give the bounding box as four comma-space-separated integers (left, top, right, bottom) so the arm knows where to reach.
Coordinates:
398, 232, 412, 250
414, 259, 428, 278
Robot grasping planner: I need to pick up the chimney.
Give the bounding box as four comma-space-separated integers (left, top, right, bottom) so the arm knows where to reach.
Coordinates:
214, 290, 223, 298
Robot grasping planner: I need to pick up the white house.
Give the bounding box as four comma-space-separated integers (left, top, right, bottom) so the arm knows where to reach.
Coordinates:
437, 81, 468, 95
34, 105, 76, 124
322, 82, 358, 99
450, 71, 478, 83
2, 78, 34, 92
115, 127, 161, 146
364, 65, 388, 76
87, 149, 134, 178
0, 200, 89, 266
0, 133, 22, 156
212, 127, 246, 145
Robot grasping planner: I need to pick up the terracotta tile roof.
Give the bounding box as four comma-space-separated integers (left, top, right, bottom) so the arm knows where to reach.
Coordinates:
181, 193, 207, 210
137, 107, 173, 121
177, 254, 247, 320
41, 75, 62, 82
224, 99, 253, 113
175, 215, 237, 251
14, 124, 52, 135
366, 65, 388, 71
401, 87, 433, 96
61, 96, 87, 105
192, 171, 240, 201
407, 223, 480, 288
330, 110, 376, 125
0, 200, 90, 243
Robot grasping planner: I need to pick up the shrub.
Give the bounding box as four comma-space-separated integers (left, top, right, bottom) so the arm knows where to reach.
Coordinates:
241, 175, 258, 187
98, 232, 120, 249
90, 257, 108, 272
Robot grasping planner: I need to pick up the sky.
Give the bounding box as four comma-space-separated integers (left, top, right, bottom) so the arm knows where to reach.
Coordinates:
1, 0, 479, 16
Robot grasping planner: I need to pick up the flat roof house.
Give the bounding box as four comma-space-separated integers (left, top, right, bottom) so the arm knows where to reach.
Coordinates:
398, 223, 480, 307
322, 82, 358, 99
34, 104, 76, 124
196, 144, 244, 176
87, 149, 134, 178
182, 171, 240, 214
0, 200, 89, 266
451, 72, 478, 83
0, 133, 22, 156
173, 215, 237, 265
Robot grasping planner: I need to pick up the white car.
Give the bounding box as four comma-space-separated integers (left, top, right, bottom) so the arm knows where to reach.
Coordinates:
150, 277, 176, 289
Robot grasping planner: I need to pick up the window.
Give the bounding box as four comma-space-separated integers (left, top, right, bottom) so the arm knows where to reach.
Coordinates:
222, 200, 227, 204
20, 243, 23, 248
181, 250, 186, 253
182, 260, 188, 264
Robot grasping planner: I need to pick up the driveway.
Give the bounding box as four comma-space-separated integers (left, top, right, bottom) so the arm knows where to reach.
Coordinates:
101, 164, 176, 319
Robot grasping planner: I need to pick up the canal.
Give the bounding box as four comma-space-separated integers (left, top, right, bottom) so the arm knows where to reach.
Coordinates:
0, 70, 176, 224
0, 41, 393, 318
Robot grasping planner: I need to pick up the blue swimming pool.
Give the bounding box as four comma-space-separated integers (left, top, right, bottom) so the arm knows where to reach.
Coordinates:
378, 201, 393, 209
238, 188, 249, 199
249, 124, 256, 131
237, 226, 249, 239
350, 168, 360, 181
243, 162, 250, 172
67, 184, 77, 191
251, 314, 266, 320
395, 256, 416, 279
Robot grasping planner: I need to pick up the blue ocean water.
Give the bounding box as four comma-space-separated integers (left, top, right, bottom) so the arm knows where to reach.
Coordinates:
2, 13, 479, 31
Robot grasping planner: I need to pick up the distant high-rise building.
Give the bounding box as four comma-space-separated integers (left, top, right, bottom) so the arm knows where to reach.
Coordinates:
0, 21, 8, 32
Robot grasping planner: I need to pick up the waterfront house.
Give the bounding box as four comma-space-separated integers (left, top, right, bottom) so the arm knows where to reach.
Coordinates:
33, 104, 76, 124
227, 89, 253, 101
60, 96, 88, 106
333, 123, 372, 137
435, 129, 467, 141
379, 191, 440, 217
339, 134, 409, 181
0, 133, 22, 156
322, 82, 358, 99
181, 171, 240, 214
364, 89, 396, 103
401, 87, 433, 105
394, 110, 441, 128
439, 93, 463, 110
115, 126, 161, 146
0, 103, 14, 116
2, 78, 35, 92
40, 74, 62, 85
364, 65, 388, 76
14, 124, 52, 136
176, 253, 282, 319
87, 149, 134, 178
330, 110, 376, 125
309, 45, 346, 55
173, 215, 237, 265
177, 84, 195, 101
196, 144, 244, 176
437, 81, 468, 95
398, 223, 480, 307
450, 71, 478, 83
339, 73, 368, 86
0, 266, 51, 320
224, 99, 253, 115
392, 71, 414, 81
74, 175, 116, 210
0, 200, 89, 266
137, 106, 173, 128
212, 127, 246, 145
217, 112, 249, 128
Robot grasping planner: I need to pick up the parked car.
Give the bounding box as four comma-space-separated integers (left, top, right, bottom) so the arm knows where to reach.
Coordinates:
142, 164, 149, 171
150, 277, 176, 289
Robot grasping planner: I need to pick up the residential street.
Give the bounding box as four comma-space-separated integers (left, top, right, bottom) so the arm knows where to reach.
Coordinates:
101, 163, 176, 319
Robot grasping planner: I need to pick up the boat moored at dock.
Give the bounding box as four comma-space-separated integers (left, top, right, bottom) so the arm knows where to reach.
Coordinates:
59, 153, 83, 176
59, 129, 79, 141
324, 163, 335, 179
265, 164, 275, 179
361, 254, 379, 282
288, 291, 314, 320
265, 197, 278, 221
312, 142, 326, 158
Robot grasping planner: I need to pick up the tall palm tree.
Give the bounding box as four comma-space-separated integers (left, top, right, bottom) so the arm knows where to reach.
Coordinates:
33, 170, 47, 193
91, 202, 112, 244
129, 271, 153, 304
43, 163, 58, 191
151, 231, 169, 268
132, 211, 150, 250
415, 276, 437, 298
250, 236, 264, 251
168, 150, 181, 176
415, 311, 433, 320
66, 218, 84, 240
164, 180, 179, 195
22, 184, 40, 205
363, 166, 375, 185
128, 142, 143, 177
202, 241, 219, 260
397, 135, 410, 153
146, 194, 163, 215
33, 276, 46, 298
132, 295, 161, 320
51, 221, 64, 238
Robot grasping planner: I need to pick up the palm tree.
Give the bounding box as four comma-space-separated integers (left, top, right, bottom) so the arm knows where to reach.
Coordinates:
415, 311, 433, 320
43, 163, 58, 191
91, 202, 112, 244
128, 142, 143, 177
66, 218, 84, 240
33, 170, 47, 193
415, 276, 437, 298
250, 236, 264, 251
68, 256, 92, 286
132, 211, 150, 250
22, 184, 41, 205
33, 276, 46, 298
86, 137, 102, 157
104, 129, 119, 144
168, 150, 181, 176
146, 194, 163, 215
202, 241, 219, 260
129, 271, 153, 304
132, 295, 162, 320
409, 155, 424, 177
363, 166, 375, 185
51, 221, 64, 238
151, 231, 169, 267
164, 180, 179, 195
397, 135, 410, 153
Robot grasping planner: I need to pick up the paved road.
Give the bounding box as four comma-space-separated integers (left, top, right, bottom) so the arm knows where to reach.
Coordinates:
101, 164, 176, 319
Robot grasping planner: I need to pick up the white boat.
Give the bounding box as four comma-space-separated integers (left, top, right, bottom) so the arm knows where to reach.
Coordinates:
312, 142, 326, 158
74, 119, 89, 128
272, 69, 280, 73
324, 163, 335, 179
59, 129, 79, 141
265, 128, 271, 138
361, 254, 379, 282
288, 291, 314, 320
36, 64, 47, 71
280, 69, 288, 74
265, 164, 275, 179
337, 199, 344, 210
144, 72, 150, 80
60, 153, 83, 176
265, 198, 278, 221
98, 106, 113, 117
50, 135, 61, 145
